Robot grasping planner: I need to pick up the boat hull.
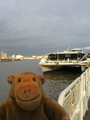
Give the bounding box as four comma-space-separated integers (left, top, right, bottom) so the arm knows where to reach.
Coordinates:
40, 65, 61, 74
40, 64, 81, 74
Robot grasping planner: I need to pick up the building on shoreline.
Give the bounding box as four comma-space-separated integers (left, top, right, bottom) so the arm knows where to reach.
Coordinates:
0, 51, 43, 60
1, 51, 7, 59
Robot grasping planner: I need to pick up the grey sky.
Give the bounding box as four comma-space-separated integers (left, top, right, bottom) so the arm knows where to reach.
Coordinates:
0, 0, 90, 56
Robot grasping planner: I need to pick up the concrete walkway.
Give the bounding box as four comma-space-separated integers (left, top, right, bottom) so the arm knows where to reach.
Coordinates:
83, 99, 90, 120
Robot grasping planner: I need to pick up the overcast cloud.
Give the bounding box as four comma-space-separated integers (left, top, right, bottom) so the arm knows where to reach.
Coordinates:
0, 0, 90, 56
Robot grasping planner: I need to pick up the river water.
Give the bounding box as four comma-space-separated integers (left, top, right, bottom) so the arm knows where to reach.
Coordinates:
0, 59, 81, 104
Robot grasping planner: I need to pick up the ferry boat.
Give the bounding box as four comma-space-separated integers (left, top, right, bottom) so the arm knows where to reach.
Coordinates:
39, 47, 90, 74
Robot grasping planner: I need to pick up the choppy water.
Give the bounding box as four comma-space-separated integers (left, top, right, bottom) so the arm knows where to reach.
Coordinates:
0, 59, 81, 104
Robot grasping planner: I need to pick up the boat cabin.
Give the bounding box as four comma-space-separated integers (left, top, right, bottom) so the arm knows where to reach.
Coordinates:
48, 52, 85, 61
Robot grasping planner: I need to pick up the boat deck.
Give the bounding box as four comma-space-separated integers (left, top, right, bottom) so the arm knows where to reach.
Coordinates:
83, 99, 90, 120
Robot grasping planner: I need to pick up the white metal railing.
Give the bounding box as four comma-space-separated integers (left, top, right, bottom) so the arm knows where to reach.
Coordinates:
58, 67, 90, 120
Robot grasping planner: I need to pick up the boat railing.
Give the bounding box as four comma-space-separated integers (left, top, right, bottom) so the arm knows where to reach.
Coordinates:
58, 67, 90, 120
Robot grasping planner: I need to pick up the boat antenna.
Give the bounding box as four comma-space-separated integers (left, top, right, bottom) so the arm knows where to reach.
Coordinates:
67, 46, 71, 51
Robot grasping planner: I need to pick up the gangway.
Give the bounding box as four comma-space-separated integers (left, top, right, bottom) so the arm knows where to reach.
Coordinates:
58, 67, 90, 120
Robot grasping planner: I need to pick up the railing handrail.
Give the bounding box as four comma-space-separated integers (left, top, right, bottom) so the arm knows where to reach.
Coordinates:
58, 67, 90, 120
58, 76, 80, 105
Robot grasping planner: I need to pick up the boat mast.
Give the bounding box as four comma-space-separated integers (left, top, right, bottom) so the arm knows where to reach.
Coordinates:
67, 46, 69, 51
57, 50, 58, 61
67, 46, 71, 51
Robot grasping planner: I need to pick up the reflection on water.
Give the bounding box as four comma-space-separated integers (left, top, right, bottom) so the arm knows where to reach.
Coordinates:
43, 67, 81, 100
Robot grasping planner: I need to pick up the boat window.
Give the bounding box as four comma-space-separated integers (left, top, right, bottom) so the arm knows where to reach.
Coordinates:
58, 54, 78, 60
58, 54, 65, 60
87, 54, 90, 58
71, 54, 77, 59
81, 53, 84, 58
65, 54, 71, 57
48, 54, 57, 60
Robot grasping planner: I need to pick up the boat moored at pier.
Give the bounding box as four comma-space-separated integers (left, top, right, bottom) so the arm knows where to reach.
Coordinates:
39, 47, 90, 74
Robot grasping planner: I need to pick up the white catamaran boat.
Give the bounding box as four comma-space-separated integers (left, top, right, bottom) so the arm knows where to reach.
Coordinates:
39, 47, 90, 74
